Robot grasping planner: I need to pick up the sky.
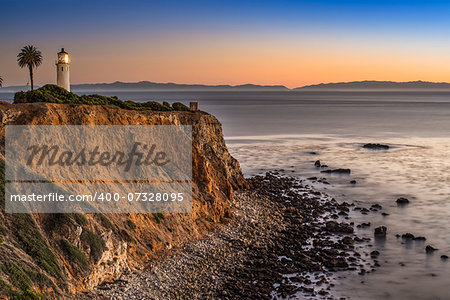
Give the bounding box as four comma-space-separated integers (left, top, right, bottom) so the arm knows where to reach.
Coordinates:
1, 0, 450, 88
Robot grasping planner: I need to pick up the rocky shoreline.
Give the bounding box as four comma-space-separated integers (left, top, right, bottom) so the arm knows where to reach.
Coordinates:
86, 172, 380, 299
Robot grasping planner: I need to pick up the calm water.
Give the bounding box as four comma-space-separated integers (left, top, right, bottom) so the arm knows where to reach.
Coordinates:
1, 90, 449, 299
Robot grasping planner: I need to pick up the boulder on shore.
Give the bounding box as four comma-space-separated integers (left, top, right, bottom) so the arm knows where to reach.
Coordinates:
324, 221, 354, 233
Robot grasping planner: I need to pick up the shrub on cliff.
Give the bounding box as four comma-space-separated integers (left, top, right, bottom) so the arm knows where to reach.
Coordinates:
0, 261, 47, 298
59, 239, 89, 270
15, 84, 79, 104
80, 229, 105, 262
14, 84, 191, 112
126, 219, 136, 230
11, 213, 61, 278
172, 102, 190, 111
153, 212, 165, 223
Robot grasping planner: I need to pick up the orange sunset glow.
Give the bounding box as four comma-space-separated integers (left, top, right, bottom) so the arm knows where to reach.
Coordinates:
2, 2, 450, 88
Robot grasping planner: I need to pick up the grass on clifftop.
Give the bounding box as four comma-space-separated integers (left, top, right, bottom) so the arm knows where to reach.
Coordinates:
14, 84, 191, 111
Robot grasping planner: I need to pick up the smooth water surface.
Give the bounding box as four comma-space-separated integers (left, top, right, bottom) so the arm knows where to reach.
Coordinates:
2, 89, 449, 299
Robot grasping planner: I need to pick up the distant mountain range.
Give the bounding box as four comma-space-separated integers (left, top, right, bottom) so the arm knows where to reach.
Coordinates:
297, 80, 450, 90
0, 81, 288, 92
0, 85, 41, 92
2, 80, 450, 92
72, 81, 289, 92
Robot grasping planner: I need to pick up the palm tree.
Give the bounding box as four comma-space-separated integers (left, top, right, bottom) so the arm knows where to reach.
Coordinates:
17, 45, 43, 90
0, 75, 3, 87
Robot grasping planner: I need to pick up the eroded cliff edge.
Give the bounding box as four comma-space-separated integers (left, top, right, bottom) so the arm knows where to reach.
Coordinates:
0, 102, 246, 298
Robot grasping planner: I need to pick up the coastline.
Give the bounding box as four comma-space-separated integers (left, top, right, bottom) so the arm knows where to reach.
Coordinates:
89, 172, 373, 299
1, 100, 448, 298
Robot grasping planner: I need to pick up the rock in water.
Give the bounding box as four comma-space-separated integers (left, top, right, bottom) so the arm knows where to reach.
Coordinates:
358, 222, 371, 228
374, 226, 387, 236
321, 168, 351, 174
426, 245, 438, 253
363, 143, 390, 150
314, 160, 321, 167
396, 197, 410, 205
441, 255, 449, 260
371, 204, 382, 210
402, 233, 415, 240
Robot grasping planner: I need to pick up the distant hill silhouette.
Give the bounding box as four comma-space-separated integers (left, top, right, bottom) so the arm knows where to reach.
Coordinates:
0, 85, 40, 92
296, 80, 450, 90
71, 81, 289, 92
0, 81, 288, 93
3, 80, 450, 93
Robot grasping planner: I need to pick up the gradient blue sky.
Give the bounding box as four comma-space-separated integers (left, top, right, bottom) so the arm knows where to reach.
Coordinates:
1, 0, 450, 87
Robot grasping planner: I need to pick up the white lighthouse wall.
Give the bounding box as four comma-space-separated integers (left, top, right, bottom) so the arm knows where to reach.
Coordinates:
56, 64, 70, 91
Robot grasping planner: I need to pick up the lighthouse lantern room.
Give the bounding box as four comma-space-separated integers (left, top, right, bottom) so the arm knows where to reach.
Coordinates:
56, 48, 70, 91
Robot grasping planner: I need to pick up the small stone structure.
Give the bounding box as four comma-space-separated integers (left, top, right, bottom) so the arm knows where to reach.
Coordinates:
190, 101, 199, 111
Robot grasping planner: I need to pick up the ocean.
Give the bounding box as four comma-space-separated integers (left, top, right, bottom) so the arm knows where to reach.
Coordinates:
1, 89, 449, 299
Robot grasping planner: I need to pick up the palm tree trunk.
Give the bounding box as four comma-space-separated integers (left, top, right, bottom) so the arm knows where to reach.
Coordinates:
29, 65, 34, 90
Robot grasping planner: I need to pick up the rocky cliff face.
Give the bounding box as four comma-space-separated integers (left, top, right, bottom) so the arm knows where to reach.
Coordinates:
0, 102, 246, 298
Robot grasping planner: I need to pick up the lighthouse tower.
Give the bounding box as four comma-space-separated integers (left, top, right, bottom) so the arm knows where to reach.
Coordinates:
56, 48, 70, 91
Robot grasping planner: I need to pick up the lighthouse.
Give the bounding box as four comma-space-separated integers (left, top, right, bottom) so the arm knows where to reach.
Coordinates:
56, 48, 70, 91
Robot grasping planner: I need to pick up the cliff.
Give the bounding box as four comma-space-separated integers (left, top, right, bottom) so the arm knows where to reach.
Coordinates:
0, 102, 246, 298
